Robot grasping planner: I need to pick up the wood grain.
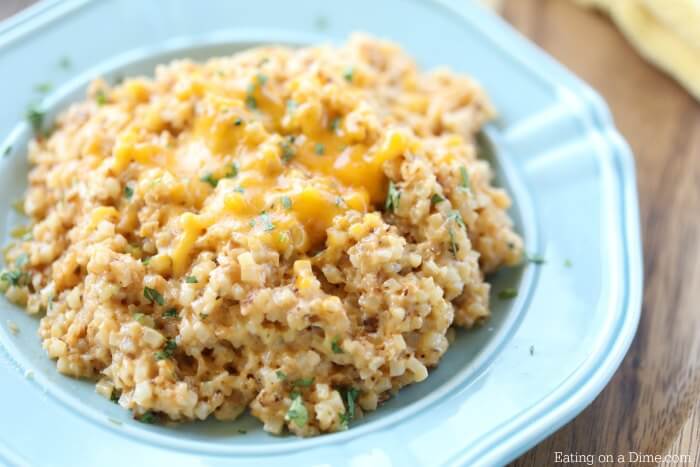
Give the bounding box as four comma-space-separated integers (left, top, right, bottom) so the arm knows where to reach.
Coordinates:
2, 1, 699, 465
502, 0, 700, 465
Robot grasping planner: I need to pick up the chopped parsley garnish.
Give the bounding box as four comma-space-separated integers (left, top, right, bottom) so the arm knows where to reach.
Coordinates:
448, 210, 465, 228
26, 105, 44, 135
237, 429, 247, 434
95, 89, 108, 106
448, 227, 458, 256
564, 259, 573, 268
281, 196, 292, 210
280, 140, 295, 162
459, 166, 471, 191
256, 73, 268, 86
276, 370, 287, 381
143, 287, 164, 306
15, 253, 29, 268
124, 185, 134, 199
330, 117, 341, 132
34, 82, 52, 93
259, 212, 275, 232
245, 95, 258, 109
141, 256, 151, 265
224, 163, 239, 178
285, 393, 308, 427
286, 99, 297, 112
314, 143, 325, 155
163, 308, 178, 318
525, 253, 546, 265
201, 173, 218, 188
343, 66, 354, 82
137, 411, 156, 424
331, 336, 343, 354
110, 390, 120, 403
155, 339, 176, 360
385, 181, 400, 213
1, 270, 27, 286
234, 117, 243, 126
314, 15, 329, 31
431, 194, 445, 205
293, 377, 314, 388
498, 288, 518, 300
185, 276, 198, 284
2, 146, 11, 157
339, 387, 359, 428
133, 312, 147, 324
58, 56, 71, 69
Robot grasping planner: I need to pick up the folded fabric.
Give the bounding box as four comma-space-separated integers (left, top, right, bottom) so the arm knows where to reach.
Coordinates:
574, 0, 700, 101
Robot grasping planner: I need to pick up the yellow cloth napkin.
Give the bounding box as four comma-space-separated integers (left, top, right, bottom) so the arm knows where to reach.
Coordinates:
575, 0, 700, 100
479, 0, 700, 101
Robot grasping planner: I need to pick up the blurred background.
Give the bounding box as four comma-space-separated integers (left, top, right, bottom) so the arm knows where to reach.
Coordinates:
1, 0, 698, 465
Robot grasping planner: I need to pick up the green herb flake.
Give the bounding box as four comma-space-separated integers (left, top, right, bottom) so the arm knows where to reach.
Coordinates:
339, 387, 359, 428
431, 194, 445, 205
256, 73, 268, 86
245, 95, 258, 110
448, 227, 458, 257
237, 429, 247, 434
335, 196, 346, 208
448, 210, 465, 228
314, 143, 325, 155
34, 82, 52, 93
234, 117, 243, 126
385, 181, 400, 213
26, 105, 44, 135
124, 185, 134, 199
280, 140, 295, 163
330, 117, 341, 132
285, 393, 308, 427
459, 166, 471, 191
314, 15, 329, 31
155, 339, 177, 360
276, 370, 287, 381
137, 411, 156, 424
498, 288, 518, 300
564, 259, 573, 268
201, 173, 218, 188
110, 390, 120, 403
143, 287, 164, 306
286, 100, 297, 112
58, 56, 71, 70
185, 276, 198, 284
234, 186, 245, 194
293, 377, 314, 388
342, 66, 354, 83
141, 256, 151, 265
133, 312, 146, 324
95, 89, 108, 106
281, 196, 292, 210
163, 308, 178, 318
224, 163, 238, 179
1, 270, 26, 286
525, 253, 546, 265
331, 336, 343, 354
15, 253, 29, 268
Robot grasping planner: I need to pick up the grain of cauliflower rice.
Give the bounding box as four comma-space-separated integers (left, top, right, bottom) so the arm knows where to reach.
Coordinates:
2, 35, 522, 435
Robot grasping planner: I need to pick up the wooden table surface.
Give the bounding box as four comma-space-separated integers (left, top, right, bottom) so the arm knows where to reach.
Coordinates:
502, 1, 700, 465
2, 1, 699, 465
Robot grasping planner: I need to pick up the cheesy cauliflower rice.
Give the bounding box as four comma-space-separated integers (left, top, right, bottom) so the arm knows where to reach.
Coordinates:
2, 35, 522, 436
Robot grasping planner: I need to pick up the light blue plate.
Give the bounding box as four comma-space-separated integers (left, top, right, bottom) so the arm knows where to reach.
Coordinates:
0, 1, 642, 466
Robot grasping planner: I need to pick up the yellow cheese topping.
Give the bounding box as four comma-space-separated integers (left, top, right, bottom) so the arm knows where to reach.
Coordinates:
105, 54, 413, 276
